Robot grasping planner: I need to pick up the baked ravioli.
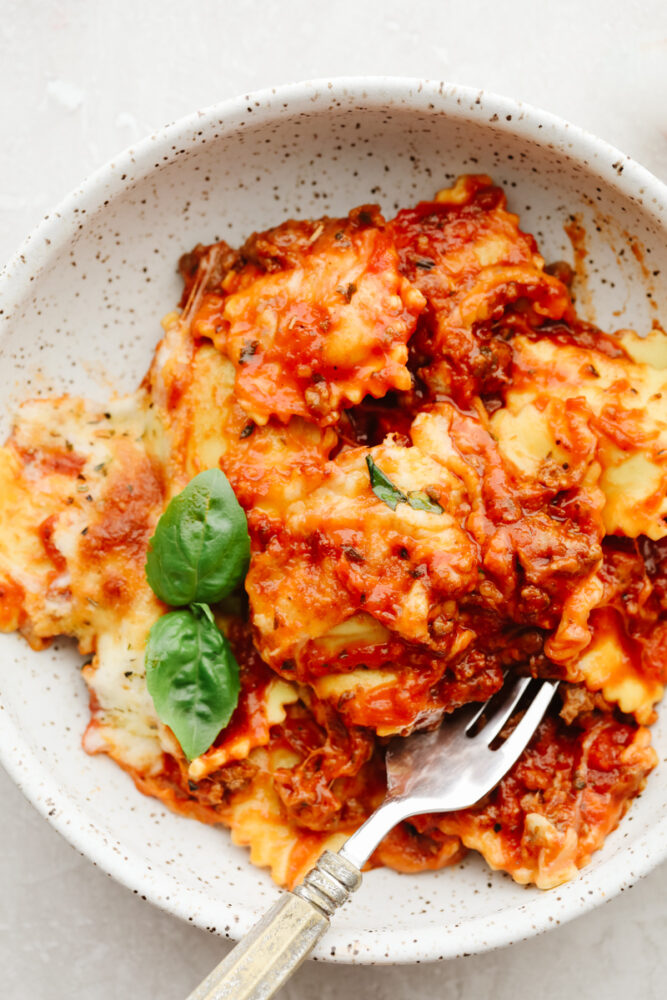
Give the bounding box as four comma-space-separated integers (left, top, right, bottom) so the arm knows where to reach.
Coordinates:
0, 175, 664, 890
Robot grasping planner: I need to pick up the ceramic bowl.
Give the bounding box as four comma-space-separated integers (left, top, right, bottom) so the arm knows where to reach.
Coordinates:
1, 78, 666, 964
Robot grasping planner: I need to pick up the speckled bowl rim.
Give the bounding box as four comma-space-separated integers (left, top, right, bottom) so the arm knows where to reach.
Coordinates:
2, 76, 667, 965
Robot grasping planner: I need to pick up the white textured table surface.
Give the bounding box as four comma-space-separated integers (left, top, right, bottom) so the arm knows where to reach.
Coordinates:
2, 2, 667, 997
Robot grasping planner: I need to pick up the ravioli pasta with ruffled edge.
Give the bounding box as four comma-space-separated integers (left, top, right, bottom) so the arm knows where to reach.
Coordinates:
1, 174, 665, 890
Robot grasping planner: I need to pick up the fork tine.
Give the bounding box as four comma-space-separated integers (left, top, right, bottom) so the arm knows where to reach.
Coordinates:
472, 675, 534, 745
492, 679, 558, 771
453, 679, 559, 813
437, 701, 482, 740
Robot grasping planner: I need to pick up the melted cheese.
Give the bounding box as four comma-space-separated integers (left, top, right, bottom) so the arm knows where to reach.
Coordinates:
0, 392, 165, 648
247, 435, 478, 674
192, 209, 425, 426
82, 603, 164, 773
499, 335, 667, 540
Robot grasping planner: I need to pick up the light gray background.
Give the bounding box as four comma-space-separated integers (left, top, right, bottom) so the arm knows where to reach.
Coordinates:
2, 1, 667, 997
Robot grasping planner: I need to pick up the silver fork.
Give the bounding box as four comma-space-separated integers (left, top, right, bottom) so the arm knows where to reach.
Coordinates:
187, 675, 558, 1000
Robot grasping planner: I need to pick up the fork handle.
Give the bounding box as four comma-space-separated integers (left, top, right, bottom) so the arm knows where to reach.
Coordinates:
185, 852, 362, 1000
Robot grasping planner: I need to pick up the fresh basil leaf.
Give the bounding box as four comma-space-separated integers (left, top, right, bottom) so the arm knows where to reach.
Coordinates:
366, 455, 444, 515
365, 455, 407, 511
145, 603, 240, 761
146, 468, 250, 606
406, 490, 444, 514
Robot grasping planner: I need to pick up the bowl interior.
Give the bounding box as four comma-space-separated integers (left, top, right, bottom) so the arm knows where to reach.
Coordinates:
1, 80, 666, 963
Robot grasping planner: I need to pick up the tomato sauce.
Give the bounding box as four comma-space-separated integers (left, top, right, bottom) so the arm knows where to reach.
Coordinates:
6, 174, 665, 891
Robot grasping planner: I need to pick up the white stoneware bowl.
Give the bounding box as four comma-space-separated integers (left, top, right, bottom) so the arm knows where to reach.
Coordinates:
1, 78, 666, 964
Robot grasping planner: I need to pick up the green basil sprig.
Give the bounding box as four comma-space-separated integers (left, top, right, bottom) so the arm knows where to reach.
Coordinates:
403, 490, 444, 514
144, 468, 250, 761
365, 455, 444, 515
146, 467, 250, 606
365, 454, 406, 510
145, 603, 241, 762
